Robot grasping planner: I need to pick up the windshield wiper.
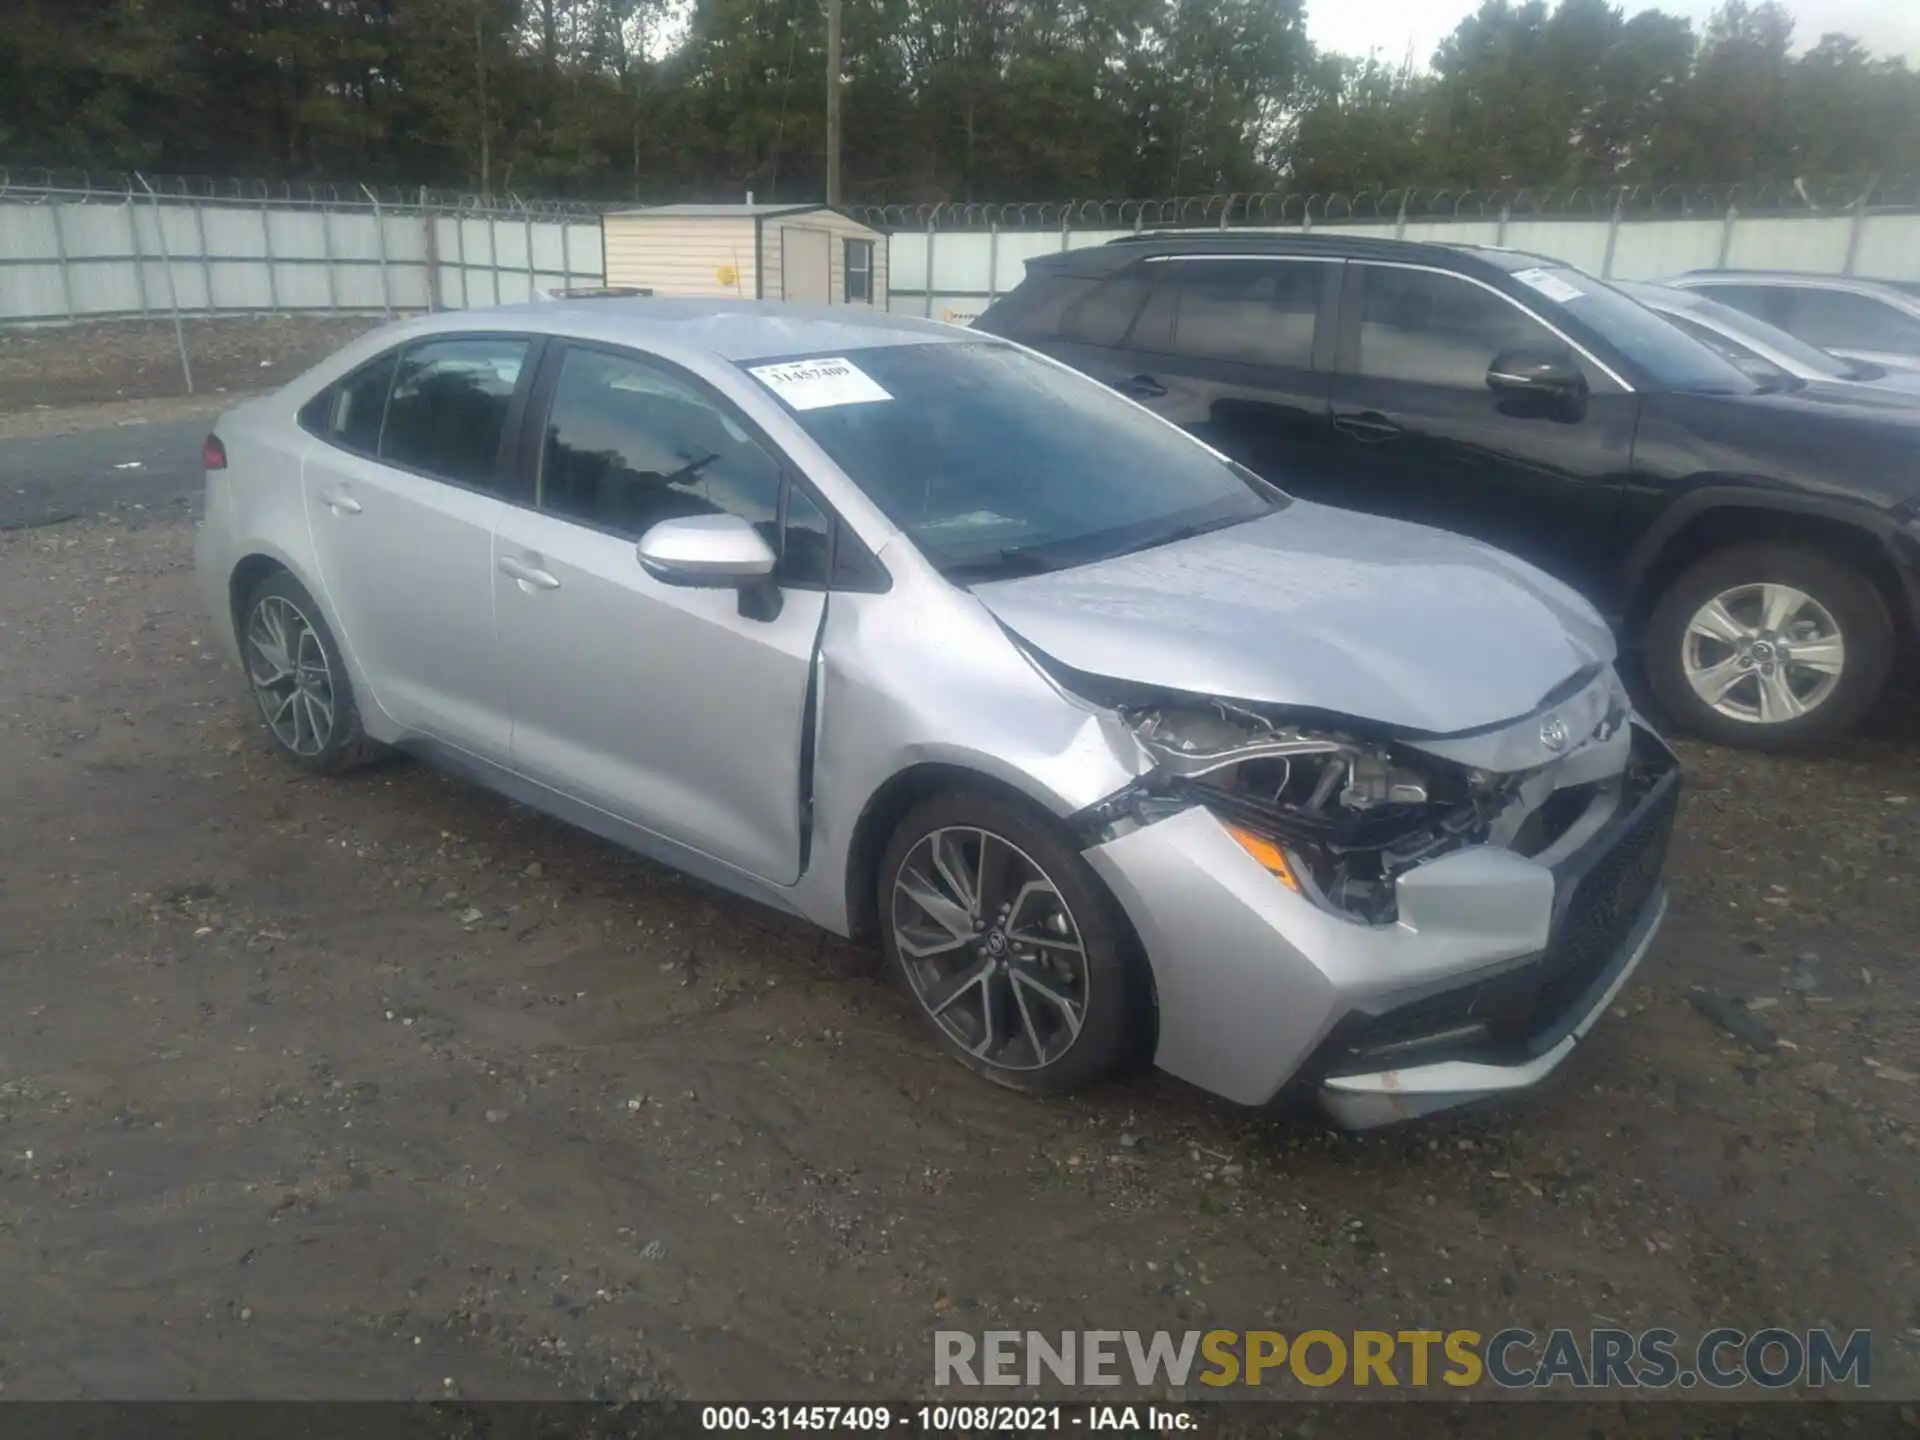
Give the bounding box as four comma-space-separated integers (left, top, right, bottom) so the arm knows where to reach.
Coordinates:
1093, 511, 1255, 563
943, 544, 1073, 583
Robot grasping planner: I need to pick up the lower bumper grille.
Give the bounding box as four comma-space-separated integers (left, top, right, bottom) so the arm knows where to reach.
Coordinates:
1530, 757, 1679, 1040
1315, 728, 1681, 1078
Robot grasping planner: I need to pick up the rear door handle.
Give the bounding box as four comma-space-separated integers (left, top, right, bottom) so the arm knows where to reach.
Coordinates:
497, 554, 561, 591
1114, 373, 1168, 400
1332, 411, 1402, 443
316, 488, 362, 515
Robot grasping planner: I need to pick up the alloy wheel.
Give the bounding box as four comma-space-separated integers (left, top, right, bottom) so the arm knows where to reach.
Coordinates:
1682, 582, 1846, 724
890, 827, 1090, 1072
245, 594, 337, 756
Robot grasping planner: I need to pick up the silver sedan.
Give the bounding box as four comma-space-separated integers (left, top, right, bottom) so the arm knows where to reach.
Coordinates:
194, 299, 1679, 1125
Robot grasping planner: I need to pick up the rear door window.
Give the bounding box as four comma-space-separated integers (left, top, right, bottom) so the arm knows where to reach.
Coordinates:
1060, 268, 1152, 347
1165, 259, 1327, 368
379, 338, 531, 490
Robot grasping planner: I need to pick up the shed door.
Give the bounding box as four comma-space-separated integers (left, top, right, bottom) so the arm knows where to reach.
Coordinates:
781, 226, 832, 303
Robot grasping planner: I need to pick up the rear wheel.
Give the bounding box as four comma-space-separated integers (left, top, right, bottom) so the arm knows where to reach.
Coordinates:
239, 570, 379, 774
878, 789, 1151, 1094
1644, 542, 1893, 750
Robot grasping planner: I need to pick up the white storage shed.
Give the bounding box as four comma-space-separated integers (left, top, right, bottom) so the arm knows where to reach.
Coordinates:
600, 203, 888, 308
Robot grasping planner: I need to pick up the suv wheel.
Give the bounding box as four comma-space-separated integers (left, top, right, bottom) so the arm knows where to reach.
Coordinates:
878, 789, 1151, 1093
1645, 542, 1893, 750
239, 571, 379, 773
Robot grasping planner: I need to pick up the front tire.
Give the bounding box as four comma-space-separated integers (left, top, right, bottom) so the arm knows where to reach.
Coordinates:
239, 570, 378, 774
878, 789, 1151, 1094
1644, 542, 1893, 750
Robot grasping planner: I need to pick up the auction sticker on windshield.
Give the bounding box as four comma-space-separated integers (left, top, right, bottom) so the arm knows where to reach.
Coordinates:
749, 357, 893, 410
1513, 268, 1585, 304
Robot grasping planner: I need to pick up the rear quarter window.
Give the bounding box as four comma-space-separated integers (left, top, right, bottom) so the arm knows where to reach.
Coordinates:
975, 268, 1095, 337
298, 350, 399, 455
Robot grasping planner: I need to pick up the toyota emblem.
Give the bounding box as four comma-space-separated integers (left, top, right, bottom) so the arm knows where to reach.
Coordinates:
1539, 715, 1572, 753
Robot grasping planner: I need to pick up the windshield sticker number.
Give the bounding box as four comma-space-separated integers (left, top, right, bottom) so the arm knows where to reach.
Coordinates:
749, 357, 893, 410
1514, 268, 1585, 304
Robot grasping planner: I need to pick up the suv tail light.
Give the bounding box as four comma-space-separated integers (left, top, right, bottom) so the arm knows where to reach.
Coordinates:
202, 434, 227, 470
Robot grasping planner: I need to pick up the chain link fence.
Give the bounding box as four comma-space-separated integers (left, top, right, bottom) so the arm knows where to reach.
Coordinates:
846, 174, 1920, 231
11, 167, 1920, 384
0, 170, 615, 392
855, 175, 1920, 322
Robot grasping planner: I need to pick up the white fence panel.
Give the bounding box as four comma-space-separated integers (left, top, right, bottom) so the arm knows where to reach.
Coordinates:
1853, 214, 1920, 282
1504, 219, 1609, 273
886, 209, 1920, 318
11, 186, 1919, 336
1725, 215, 1854, 274
0, 193, 607, 325
1607, 218, 1726, 279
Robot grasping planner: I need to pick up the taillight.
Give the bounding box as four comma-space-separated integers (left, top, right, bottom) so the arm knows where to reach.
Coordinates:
202, 434, 227, 470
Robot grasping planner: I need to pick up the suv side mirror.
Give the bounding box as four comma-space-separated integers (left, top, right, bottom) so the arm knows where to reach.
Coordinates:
636, 513, 776, 586
1486, 349, 1584, 396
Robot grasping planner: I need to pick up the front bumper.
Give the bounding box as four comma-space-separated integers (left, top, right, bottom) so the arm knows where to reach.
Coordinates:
1083, 724, 1680, 1123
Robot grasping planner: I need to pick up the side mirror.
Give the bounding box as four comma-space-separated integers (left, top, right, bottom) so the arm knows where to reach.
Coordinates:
1486, 348, 1584, 396
636, 513, 776, 587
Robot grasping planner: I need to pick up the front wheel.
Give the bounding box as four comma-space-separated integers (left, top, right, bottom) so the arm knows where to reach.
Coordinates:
878, 789, 1152, 1094
1644, 542, 1894, 750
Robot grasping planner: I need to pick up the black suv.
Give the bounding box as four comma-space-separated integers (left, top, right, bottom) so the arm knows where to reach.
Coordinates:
974, 233, 1920, 749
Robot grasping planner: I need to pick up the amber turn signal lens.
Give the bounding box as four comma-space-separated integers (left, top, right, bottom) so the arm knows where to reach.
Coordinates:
1225, 824, 1300, 892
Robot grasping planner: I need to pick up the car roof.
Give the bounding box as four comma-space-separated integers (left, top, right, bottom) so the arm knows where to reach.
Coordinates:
1675, 270, 1916, 298
394, 297, 968, 363
1040, 230, 1567, 285
1613, 279, 1699, 310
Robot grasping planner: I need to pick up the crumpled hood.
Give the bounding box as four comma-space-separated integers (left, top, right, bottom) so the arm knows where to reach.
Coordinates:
970, 501, 1616, 736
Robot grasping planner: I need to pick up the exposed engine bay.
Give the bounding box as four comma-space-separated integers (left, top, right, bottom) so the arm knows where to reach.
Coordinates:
1074, 684, 1635, 925
1132, 703, 1522, 922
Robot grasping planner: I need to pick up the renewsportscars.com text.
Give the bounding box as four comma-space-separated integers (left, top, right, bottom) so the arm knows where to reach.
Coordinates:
933, 1327, 1872, 1391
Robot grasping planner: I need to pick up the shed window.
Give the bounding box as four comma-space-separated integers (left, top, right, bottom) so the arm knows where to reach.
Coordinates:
845, 239, 874, 304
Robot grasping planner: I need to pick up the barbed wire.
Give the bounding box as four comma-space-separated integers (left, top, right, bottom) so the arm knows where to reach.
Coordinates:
847, 174, 1920, 230
0, 168, 618, 219
4, 167, 1914, 228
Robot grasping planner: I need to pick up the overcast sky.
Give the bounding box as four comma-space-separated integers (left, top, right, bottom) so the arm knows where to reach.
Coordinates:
1306, 0, 1920, 67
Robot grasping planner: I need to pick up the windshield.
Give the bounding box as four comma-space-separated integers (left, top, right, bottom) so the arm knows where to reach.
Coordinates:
1687, 293, 1858, 379
1523, 267, 1761, 395
741, 341, 1283, 580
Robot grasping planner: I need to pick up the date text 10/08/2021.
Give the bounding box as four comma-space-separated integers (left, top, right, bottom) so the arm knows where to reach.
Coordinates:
700, 1407, 1191, 1432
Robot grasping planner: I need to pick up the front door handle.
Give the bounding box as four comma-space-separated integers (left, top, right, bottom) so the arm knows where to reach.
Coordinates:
1114, 373, 1168, 400
1332, 411, 1402, 443
497, 554, 561, 591
316, 488, 362, 515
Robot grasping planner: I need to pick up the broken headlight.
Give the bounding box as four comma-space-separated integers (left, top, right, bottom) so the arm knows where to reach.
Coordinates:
1127, 703, 1510, 925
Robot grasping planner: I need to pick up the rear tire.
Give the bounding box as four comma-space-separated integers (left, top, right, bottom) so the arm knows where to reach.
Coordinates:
1644, 542, 1893, 751
238, 571, 379, 774
878, 788, 1151, 1094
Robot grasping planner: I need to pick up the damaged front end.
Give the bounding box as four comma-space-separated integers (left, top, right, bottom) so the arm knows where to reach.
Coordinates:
1073, 664, 1647, 928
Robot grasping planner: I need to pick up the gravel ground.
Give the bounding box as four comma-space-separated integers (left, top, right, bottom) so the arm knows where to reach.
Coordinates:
1, 510, 1915, 1413
0, 315, 390, 416
0, 349, 1914, 1421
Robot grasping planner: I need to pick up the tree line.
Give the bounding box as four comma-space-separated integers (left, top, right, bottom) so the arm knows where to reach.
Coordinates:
3, 0, 1916, 205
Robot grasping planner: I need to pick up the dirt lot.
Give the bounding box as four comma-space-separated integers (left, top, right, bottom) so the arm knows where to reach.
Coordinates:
0, 333, 1916, 1421
0, 315, 389, 416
